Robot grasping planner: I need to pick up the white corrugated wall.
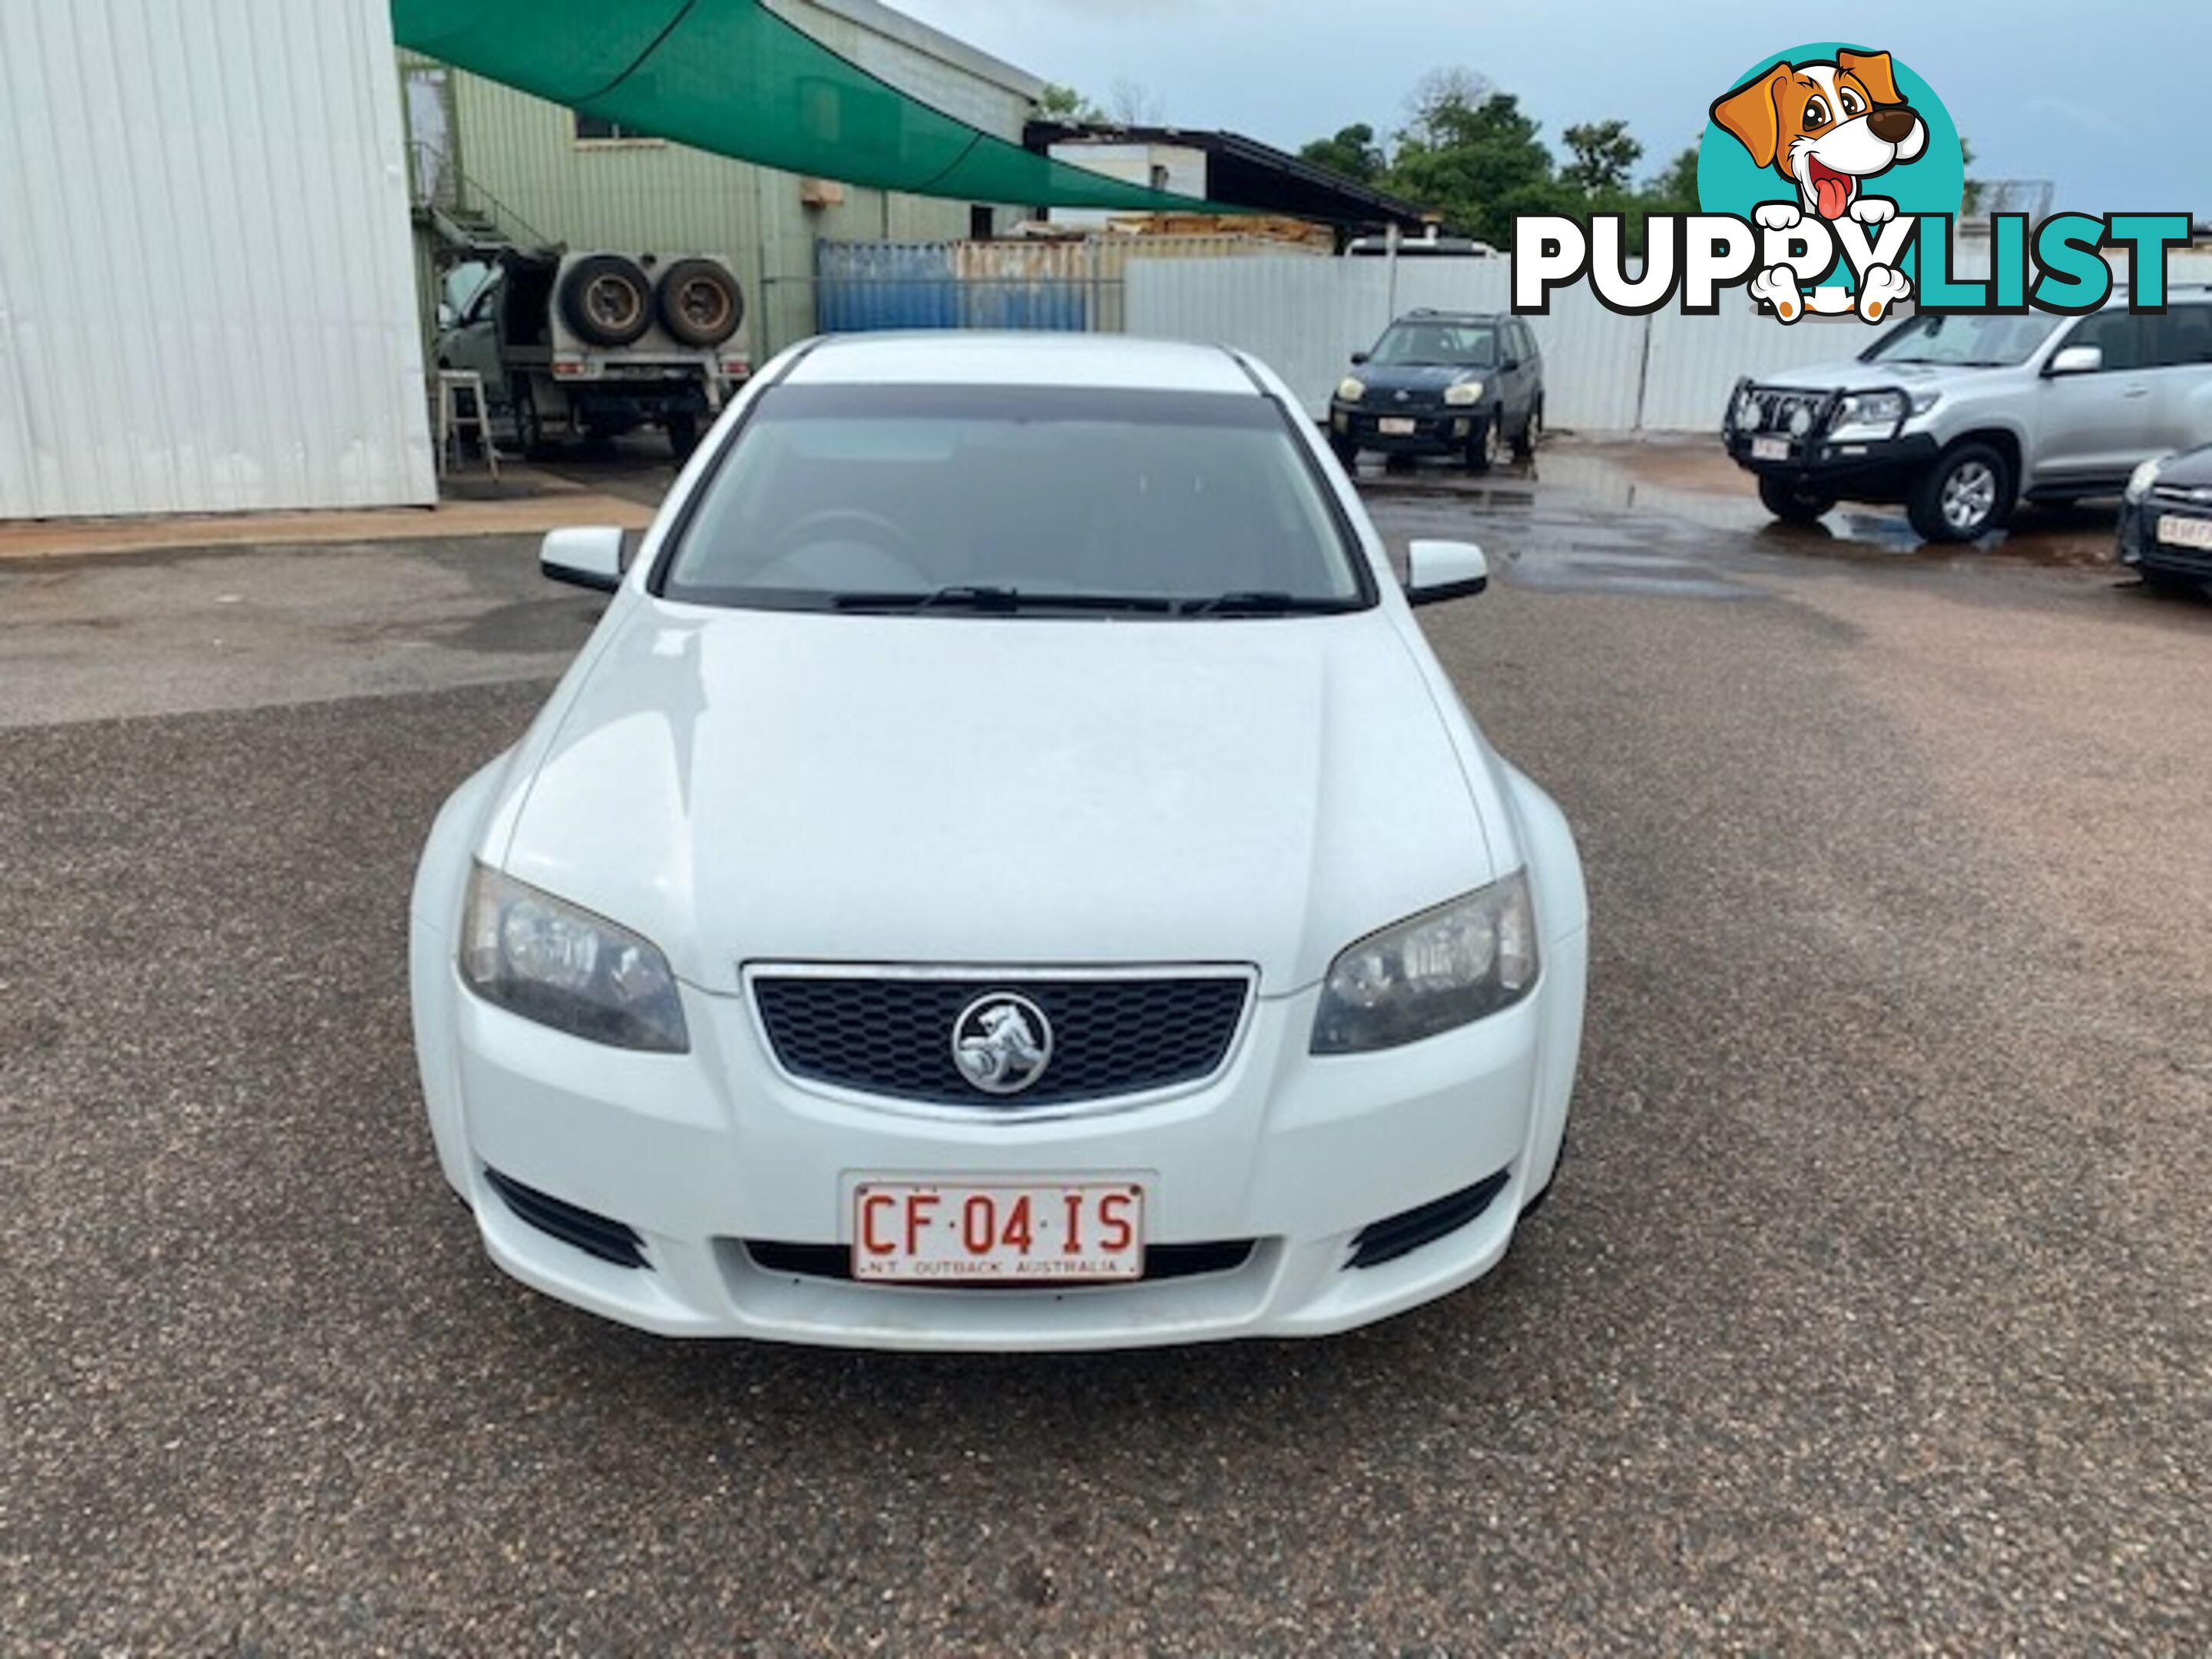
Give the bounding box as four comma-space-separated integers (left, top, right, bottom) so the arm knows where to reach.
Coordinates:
0, 0, 434, 519
1125, 255, 1875, 432
1129, 251, 2212, 433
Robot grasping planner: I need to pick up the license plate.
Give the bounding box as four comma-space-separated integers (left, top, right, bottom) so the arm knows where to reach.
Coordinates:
852, 1181, 1144, 1283
1379, 417, 1418, 435
1752, 435, 1791, 462
2156, 513, 2212, 551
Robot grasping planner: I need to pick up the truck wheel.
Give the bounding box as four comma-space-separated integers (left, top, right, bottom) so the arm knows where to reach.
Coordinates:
1908, 442, 2013, 543
666, 412, 699, 459
1757, 474, 1835, 524
558, 255, 654, 349
656, 260, 744, 349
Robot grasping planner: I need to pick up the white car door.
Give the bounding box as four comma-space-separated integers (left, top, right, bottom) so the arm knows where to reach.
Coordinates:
2034, 312, 2156, 485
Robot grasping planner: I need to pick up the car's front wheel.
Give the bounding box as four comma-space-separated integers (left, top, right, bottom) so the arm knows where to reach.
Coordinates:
1330, 432, 1360, 470
1513, 399, 1543, 460
1909, 442, 2014, 543
1757, 473, 1835, 525
1466, 411, 1502, 474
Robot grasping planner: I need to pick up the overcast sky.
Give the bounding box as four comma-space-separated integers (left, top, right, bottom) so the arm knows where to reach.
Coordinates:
891, 0, 2200, 217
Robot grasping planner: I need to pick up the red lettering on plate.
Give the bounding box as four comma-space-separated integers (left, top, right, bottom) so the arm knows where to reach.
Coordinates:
1002, 1194, 1035, 1255
906, 1191, 939, 1255
1062, 1191, 1084, 1254
962, 1194, 994, 1255
1099, 1191, 1134, 1253
859, 1192, 896, 1257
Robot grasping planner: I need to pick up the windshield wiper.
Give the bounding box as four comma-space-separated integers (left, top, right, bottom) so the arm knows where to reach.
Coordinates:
830, 585, 1172, 614
1178, 591, 1359, 618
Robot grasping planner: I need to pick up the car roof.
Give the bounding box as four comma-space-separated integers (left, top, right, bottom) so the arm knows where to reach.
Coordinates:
786, 333, 1258, 394
1392, 310, 1506, 325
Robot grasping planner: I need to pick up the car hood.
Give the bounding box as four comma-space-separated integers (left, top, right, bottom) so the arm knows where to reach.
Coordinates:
2151, 442, 2212, 488
498, 601, 1498, 995
1757, 358, 1985, 395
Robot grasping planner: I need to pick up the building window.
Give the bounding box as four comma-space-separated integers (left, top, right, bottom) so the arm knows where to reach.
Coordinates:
573, 112, 660, 145
969, 204, 995, 241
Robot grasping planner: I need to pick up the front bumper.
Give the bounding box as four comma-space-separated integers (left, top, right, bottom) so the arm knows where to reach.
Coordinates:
410, 931, 1587, 1351
2118, 493, 2212, 584
1332, 401, 1482, 455
1724, 425, 1939, 501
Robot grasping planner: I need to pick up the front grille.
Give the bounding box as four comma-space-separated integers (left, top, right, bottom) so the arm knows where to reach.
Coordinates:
484, 1167, 648, 1270
751, 972, 1250, 1108
742, 1239, 1256, 1286
1737, 386, 1830, 437
1347, 1169, 1512, 1270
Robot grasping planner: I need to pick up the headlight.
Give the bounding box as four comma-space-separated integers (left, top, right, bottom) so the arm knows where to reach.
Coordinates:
460, 864, 688, 1052
1338, 377, 1366, 403
1444, 379, 1486, 407
2126, 455, 2167, 504
1826, 389, 1909, 443
1311, 873, 1537, 1055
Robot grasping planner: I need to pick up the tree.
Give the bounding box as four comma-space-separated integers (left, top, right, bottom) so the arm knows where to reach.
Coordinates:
1106, 78, 1165, 127
1640, 143, 1703, 214
1561, 119, 1641, 197
1299, 124, 1386, 187
1385, 71, 1565, 247
1036, 83, 1104, 124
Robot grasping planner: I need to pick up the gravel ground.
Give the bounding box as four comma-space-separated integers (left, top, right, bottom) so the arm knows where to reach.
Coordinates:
2, 461, 2207, 1654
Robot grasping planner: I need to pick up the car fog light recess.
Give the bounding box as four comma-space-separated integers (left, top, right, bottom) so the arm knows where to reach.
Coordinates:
1312, 873, 1537, 1054
462, 863, 688, 1052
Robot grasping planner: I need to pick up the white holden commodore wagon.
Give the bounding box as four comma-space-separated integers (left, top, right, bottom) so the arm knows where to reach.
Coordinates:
409, 333, 1586, 1351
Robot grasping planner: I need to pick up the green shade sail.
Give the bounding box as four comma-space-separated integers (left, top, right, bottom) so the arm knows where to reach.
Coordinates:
392, 0, 1227, 212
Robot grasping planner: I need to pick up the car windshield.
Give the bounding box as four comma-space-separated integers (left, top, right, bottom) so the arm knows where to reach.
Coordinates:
1860, 313, 2061, 367
1369, 322, 1498, 368
657, 385, 1370, 615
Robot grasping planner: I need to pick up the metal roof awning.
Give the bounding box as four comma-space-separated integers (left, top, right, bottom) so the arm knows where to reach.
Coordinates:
390, 0, 1227, 212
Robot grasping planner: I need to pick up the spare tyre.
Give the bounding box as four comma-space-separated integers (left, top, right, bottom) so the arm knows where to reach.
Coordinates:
656, 258, 744, 349
558, 254, 654, 348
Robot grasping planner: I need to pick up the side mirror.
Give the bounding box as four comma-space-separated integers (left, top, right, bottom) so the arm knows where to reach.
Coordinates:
436, 301, 457, 331
1350, 351, 1369, 366
541, 525, 627, 593
1405, 539, 1488, 607
1499, 357, 1521, 373
2048, 344, 2103, 376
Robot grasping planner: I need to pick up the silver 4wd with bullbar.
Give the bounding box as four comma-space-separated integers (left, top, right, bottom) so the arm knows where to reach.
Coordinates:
1724, 286, 2212, 541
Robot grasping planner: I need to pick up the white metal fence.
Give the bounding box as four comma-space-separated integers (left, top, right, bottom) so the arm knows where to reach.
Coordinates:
0, 0, 434, 519
1126, 251, 2212, 434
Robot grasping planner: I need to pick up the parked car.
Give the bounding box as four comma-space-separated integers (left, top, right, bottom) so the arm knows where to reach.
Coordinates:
409, 333, 1588, 1351
435, 250, 750, 458
1725, 286, 2212, 542
2118, 442, 2212, 593
1330, 310, 1544, 473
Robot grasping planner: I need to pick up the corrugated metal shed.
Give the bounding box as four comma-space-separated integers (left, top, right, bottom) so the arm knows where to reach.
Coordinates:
0, 0, 434, 518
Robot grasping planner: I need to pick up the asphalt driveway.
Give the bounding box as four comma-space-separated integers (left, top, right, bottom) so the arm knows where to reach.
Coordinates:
2, 454, 2206, 1654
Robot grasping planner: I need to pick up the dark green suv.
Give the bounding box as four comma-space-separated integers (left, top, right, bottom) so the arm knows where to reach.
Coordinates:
1329, 310, 1545, 473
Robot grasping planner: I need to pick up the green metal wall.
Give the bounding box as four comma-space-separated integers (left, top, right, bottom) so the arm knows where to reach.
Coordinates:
399, 14, 1035, 359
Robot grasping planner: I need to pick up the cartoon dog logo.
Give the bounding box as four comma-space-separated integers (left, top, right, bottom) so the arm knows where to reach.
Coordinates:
1710, 48, 1928, 322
